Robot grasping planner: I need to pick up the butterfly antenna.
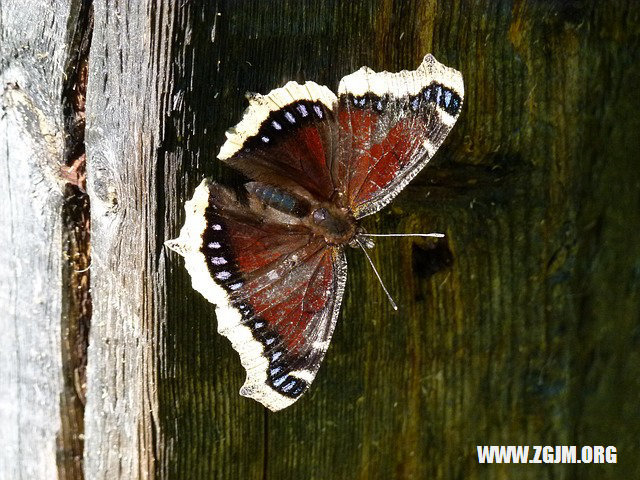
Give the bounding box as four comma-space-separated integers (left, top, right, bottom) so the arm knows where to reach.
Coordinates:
356, 238, 398, 311
360, 233, 445, 238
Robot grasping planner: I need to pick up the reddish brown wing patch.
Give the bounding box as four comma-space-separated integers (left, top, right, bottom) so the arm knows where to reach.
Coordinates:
337, 106, 419, 208
334, 107, 376, 204
353, 123, 408, 203
213, 212, 309, 278
223, 108, 336, 199
335, 56, 464, 218
218, 82, 339, 202
243, 246, 335, 354
200, 183, 345, 401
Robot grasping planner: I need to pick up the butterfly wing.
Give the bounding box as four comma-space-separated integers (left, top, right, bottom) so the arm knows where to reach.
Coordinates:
218, 81, 339, 202
167, 179, 346, 411
335, 54, 464, 217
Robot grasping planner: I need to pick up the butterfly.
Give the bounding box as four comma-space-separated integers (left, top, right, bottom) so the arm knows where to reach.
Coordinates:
166, 54, 464, 411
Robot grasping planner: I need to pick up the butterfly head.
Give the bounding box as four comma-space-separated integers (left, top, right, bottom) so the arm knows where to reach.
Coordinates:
309, 204, 357, 246
308, 204, 374, 249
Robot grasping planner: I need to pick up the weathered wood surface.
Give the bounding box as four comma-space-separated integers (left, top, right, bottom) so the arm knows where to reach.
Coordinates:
2, 0, 639, 479
86, 1, 640, 479
0, 0, 86, 479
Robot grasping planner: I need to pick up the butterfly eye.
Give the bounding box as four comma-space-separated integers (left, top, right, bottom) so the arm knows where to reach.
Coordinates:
312, 208, 329, 224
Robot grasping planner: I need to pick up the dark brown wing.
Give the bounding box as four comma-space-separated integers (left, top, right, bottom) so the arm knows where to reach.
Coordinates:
217, 81, 340, 202
166, 179, 346, 411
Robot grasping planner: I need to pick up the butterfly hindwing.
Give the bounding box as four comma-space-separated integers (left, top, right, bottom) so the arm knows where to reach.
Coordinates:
335, 54, 464, 218
168, 179, 346, 411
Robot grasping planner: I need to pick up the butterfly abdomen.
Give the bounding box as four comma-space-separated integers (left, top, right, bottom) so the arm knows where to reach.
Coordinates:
245, 182, 311, 217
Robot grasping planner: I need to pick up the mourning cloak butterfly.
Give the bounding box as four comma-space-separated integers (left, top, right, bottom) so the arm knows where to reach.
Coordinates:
166, 54, 464, 411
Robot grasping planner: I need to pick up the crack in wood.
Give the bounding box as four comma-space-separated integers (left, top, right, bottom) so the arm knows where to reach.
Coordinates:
57, 2, 94, 479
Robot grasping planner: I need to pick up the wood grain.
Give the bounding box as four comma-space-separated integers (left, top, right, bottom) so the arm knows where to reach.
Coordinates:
0, 0, 86, 478
84, 1, 265, 478
3, 0, 636, 478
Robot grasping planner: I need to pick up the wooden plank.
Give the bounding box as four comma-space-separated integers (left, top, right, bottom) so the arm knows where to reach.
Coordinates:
83, 1, 161, 476
84, 0, 640, 478
0, 1, 86, 478
257, 2, 640, 478
84, 2, 265, 478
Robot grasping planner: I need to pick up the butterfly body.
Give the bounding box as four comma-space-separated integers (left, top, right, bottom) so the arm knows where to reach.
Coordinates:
245, 181, 359, 247
245, 182, 311, 217
167, 55, 464, 411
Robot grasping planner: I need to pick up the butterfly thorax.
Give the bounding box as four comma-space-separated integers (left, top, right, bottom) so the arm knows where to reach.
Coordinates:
246, 181, 357, 246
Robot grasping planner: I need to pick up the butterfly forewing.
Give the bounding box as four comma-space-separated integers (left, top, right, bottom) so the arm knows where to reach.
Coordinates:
218, 81, 340, 201
335, 54, 464, 217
